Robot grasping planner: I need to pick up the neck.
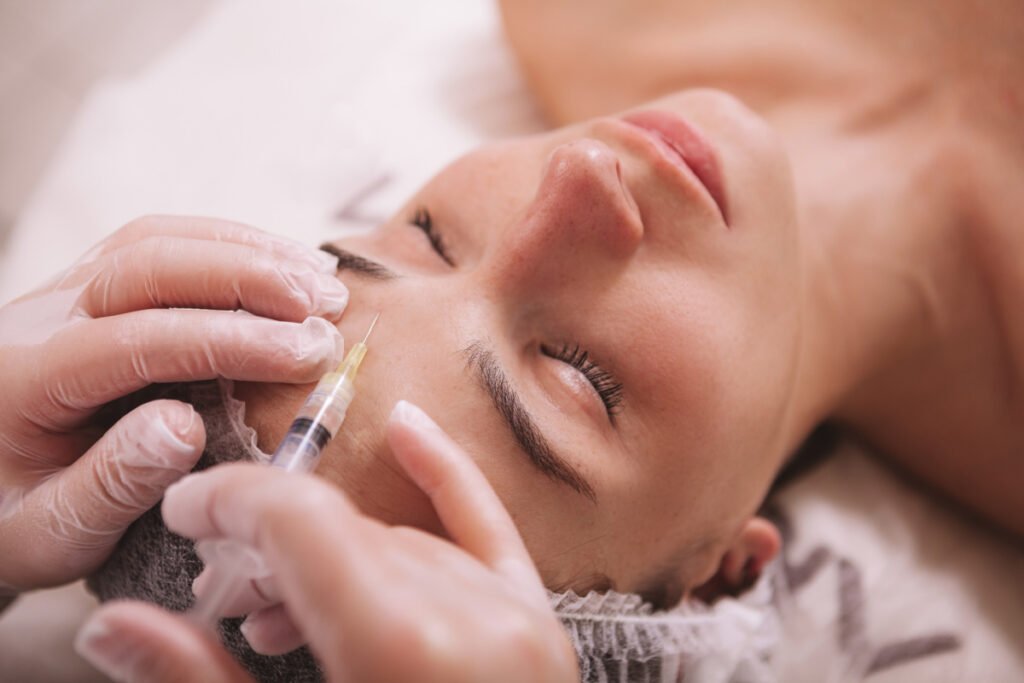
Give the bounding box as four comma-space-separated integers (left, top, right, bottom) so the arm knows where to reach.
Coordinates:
724, 3, 1024, 459
770, 91, 980, 457
501, 0, 1019, 457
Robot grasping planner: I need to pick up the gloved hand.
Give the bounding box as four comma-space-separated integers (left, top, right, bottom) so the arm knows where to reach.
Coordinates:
74, 401, 579, 683
0, 215, 348, 596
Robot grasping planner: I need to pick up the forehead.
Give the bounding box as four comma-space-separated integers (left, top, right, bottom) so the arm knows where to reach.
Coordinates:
395, 121, 801, 556
414, 130, 801, 459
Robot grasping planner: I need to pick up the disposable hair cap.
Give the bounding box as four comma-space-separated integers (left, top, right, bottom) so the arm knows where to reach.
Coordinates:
549, 562, 779, 683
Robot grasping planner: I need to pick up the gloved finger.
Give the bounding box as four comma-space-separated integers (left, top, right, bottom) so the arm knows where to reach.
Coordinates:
75, 601, 254, 683
54, 399, 205, 536
80, 237, 347, 323
386, 400, 547, 606
161, 465, 374, 664
162, 464, 360, 548
36, 313, 343, 416
98, 215, 338, 274
192, 568, 281, 617
7, 401, 205, 590
240, 604, 305, 656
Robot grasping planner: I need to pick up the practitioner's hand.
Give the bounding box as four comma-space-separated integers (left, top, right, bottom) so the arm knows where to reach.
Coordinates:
74, 401, 579, 683
0, 215, 347, 596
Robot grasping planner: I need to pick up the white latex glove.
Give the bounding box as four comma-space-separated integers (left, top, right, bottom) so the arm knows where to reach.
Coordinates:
0, 215, 347, 596
74, 401, 579, 683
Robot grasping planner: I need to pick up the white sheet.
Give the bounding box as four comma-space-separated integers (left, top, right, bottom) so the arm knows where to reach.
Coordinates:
0, 0, 545, 302
769, 442, 1024, 681
0, 2, 1021, 681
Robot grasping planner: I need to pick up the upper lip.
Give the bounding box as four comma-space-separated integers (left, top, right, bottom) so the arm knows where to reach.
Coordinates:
613, 111, 729, 226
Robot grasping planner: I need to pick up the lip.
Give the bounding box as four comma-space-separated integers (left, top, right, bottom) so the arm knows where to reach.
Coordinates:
620, 110, 729, 225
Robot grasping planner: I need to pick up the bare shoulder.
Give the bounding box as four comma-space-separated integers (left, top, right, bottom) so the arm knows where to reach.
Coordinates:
496, 0, 829, 123
497, 0, 685, 122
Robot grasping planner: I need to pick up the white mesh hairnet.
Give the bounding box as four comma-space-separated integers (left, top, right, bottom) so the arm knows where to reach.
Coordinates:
550, 561, 779, 683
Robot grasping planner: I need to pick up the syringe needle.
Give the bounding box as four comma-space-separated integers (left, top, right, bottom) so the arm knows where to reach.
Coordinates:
360, 313, 381, 345
189, 312, 381, 629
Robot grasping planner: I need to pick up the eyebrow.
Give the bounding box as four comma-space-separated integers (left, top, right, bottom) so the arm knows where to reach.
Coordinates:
318, 243, 399, 280
464, 341, 597, 503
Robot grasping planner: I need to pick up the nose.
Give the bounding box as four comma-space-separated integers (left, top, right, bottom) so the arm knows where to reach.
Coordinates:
485, 139, 644, 295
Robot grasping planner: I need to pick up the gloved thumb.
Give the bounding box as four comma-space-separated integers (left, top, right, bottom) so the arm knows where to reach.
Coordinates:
49, 399, 205, 551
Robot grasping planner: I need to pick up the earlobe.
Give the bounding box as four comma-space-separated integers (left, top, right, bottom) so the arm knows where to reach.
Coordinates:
691, 516, 780, 603
736, 517, 780, 583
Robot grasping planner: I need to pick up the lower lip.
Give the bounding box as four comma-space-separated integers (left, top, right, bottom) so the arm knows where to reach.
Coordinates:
621, 110, 729, 224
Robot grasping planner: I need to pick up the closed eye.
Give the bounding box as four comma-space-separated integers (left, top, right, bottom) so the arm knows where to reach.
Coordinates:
411, 207, 455, 266
542, 343, 624, 422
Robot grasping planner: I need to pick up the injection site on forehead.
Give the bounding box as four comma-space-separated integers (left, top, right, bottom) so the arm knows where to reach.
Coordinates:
319, 238, 600, 502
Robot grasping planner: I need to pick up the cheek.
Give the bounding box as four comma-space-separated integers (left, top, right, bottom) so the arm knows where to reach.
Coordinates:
725, 240, 804, 458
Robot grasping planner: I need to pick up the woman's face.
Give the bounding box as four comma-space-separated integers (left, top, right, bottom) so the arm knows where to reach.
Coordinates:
306, 89, 802, 601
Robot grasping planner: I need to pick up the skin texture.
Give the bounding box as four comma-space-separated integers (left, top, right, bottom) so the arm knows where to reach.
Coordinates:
498, 0, 1024, 537
73, 404, 579, 683
236, 91, 796, 601
236, 1, 1024, 609
27, 3, 1022, 679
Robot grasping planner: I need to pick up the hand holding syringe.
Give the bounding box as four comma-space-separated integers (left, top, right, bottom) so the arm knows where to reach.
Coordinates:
188, 314, 379, 628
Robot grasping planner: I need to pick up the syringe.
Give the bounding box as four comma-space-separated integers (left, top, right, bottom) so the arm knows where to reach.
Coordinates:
188, 314, 380, 629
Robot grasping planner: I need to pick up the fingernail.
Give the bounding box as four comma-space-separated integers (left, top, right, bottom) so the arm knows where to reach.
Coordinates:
75, 616, 131, 681
172, 405, 199, 445
282, 245, 338, 275
238, 611, 271, 642
298, 317, 345, 368
118, 403, 205, 476
239, 610, 299, 656
238, 614, 274, 656
157, 405, 200, 456
282, 263, 348, 320
390, 400, 443, 435
389, 401, 450, 491
192, 570, 209, 597
314, 249, 340, 274
124, 408, 199, 470
280, 262, 320, 306
314, 273, 348, 319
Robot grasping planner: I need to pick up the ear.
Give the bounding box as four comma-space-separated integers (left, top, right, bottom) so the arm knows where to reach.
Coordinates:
691, 516, 780, 603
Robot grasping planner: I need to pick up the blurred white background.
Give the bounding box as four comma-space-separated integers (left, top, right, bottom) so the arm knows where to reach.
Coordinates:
0, 4, 218, 679
0, 0, 219, 258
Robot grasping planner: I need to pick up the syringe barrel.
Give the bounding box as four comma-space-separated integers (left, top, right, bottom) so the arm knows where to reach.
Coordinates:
270, 430, 324, 473
190, 345, 370, 628
269, 374, 354, 472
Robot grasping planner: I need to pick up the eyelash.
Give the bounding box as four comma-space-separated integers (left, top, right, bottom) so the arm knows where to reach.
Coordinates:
411, 207, 454, 266
543, 343, 624, 418
410, 208, 623, 419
